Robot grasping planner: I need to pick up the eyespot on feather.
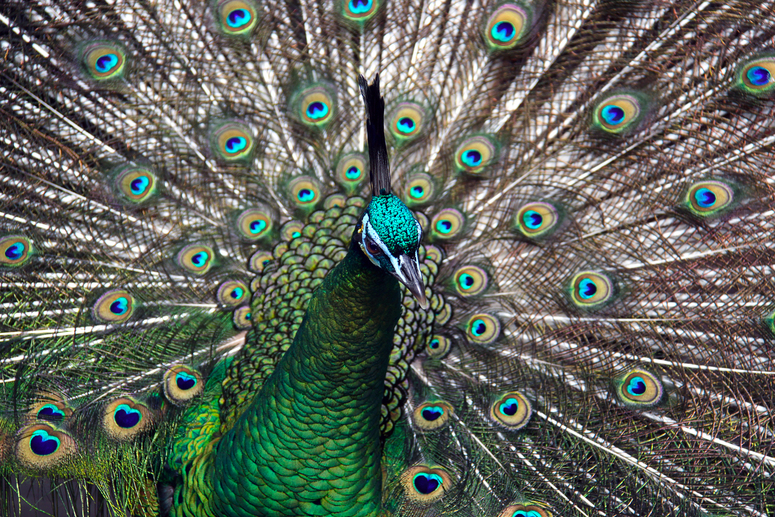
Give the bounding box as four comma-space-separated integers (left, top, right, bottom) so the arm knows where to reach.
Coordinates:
335, 153, 367, 194
454, 135, 498, 176
466, 313, 501, 344
210, 121, 255, 163
216, 280, 250, 307
736, 55, 775, 95
16, 423, 76, 470
232, 306, 252, 330
426, 335, 451, 358
483, 3, 533, 51
491, 392, 531, 430
339, 0, 381, 22
81, 42, 127, 81
591, 92, 650, 136
400, 465, 454, 503
403, 173, 435, 208
292, 85, 337, 127
163, 365, 204, 405
177, 244, 215, 275
497, 503, 554, 517
102, 397, 153, 441
453, 266, 489, 297
514, 202, 561, 240
281, 221, 305, 241
287, 176, 324, 212
413, 401, 454, 430
430, 209, 465, 241
569, 271, 615, 309
92, 290, 135, 324
1, 235, 33, 267
112, 165, 159, 205
215, 0, 260, 37
616, 369, 663, 407
388, 102, 426, 142
683, 180, 736, 217
236, 208, 273, 241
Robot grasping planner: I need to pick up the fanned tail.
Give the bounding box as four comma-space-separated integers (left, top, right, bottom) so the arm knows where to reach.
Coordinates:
1, 0, 775, 515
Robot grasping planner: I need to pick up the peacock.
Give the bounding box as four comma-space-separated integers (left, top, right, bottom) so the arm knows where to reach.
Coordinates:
1, 0, 774, 515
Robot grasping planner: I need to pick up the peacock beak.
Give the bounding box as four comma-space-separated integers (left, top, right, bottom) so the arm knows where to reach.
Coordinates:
393, 253, 428, 309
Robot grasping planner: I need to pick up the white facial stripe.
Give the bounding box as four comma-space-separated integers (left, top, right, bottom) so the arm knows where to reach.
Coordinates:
361, 216, 396, 271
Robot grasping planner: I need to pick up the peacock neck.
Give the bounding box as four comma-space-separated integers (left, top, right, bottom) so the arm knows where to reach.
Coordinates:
211, 242, 402, 517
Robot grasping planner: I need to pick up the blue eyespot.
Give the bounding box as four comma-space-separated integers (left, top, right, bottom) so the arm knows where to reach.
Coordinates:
436, 220, 452, 234
129, 176, 150, 195
250, 220, 267, 234
459, 273, 474, 289
30, 429, 60, 456
429, 339, 439, 349
693, 187, 716, 208
461, 149, 482, 167
191, 251, 209, 268
37, 404, 66, 421
499, 397, 519, 416
626, 376, 647, 396
413, 472, 443, 494
306, 101, 329, 120
346, 166, 361, 179
5, 242, 24, 260
512, 511, 543, 517
109, 297, 129, 315
523, 210, 543, 229
471, 319, 487, 336
230, 287, 244, 299
95, 53, 119, 74
227, 8, 251, 28
114, 404, 142, 429
349, 0, 372, 14
297, 189, 315, 202
577, 278, 597, 299
175, 371, 198, 391
747, 66, 771, 86
491, 21, 515, 42
225, 136, 248, 154
600, 105, 625, 125
411, 186, 425, 198
421, 406, 444, 421
397, 117, 415, 133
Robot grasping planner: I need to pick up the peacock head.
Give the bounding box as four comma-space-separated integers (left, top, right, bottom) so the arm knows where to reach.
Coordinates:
356, 193, 428, 309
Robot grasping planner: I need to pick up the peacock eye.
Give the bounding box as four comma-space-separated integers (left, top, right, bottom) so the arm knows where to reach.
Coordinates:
364, 237, 382, 256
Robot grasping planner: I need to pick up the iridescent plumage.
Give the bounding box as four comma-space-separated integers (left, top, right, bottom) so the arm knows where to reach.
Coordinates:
1, 0, 774, 516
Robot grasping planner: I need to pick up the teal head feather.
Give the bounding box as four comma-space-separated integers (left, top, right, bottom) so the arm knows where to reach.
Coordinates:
356, 192, 426, 307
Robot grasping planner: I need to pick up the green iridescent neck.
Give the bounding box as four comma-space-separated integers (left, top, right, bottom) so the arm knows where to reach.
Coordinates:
210, 245, 402, 516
